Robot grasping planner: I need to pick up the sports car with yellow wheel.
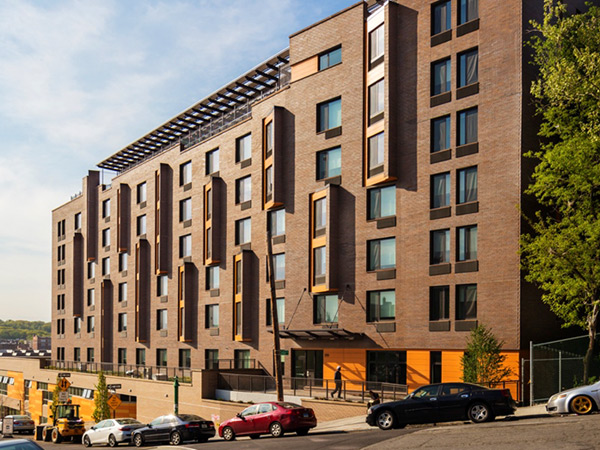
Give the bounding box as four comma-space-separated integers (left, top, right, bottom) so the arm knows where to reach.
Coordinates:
546, 381, 600, 415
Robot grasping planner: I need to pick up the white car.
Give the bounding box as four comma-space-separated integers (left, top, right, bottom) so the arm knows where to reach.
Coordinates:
546, 380, 600, 415
83, 418, 144, 447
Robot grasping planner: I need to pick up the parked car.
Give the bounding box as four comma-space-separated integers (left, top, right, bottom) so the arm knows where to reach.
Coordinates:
0, 438, 44, 450
546, 380, 600, 415
131, 414, 215, 446
218, 401, 317, 441
1, 415, 35, 434
366, 382, 517, 430
83, 418, 144, 447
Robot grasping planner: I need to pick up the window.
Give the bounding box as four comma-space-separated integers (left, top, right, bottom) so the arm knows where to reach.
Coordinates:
207, 266, 219, 290
368, 185, 396, 219
314, 246, 326, 284
458, 107, 478, 146
431, 116, 451, 153
264, 121, 274, 158
456, 284, 477, 320
179, 234, 192, 258
74, 213, 82, 230
102, 199, 111, 218
87, 316, 95, 333
367, 238, 396, 271
136, 182, 146, 204
234, 350, 251, 369
431, 351, 442, 383
265, 166, 273, 201
157, 309, 168, 330
136, 348, 146, 366
87, 288, 95, 306
268, 209, 285, 237
74, 317, 81, 333
87, 348, 95, 363
205, 304, 219, 328
458, 49, 478, 87
236, 133, 252, 163
57, 294, 65, 311
235, 218, 251, 245
57, 269, 65, 285
87, 262, 95, 279
266, 298, 285, 326
136, 215, 146, 236
430, 286, 450, 320
118, 282, 127, 302
319, 45, 342, 71
431, 173, 450, 208
432, 0, 451, 35
102, 228, 110, 247
236, 176, 252, 204
317, 97, 341, 132
179, 349, 191, 369
102, 257, 110, 276
235, 259, 242, 294
235, 303, 242, 337
369, 25, 384, 64
367, 290, 396, 322
119, 252, 128, 272
57, 244, 65, 263
206, 148, 219, 175
74, 348, 81, 362
314, 198, 327, 236
205, 349, 219, 369
317, 147, 341, 180
457, 225, 477, 261
118, 348, 127, 364
431, 229, 450, 264
432, 58, 451, 96
368, 132, 384, 173
369, 79, 385, 120
273, 253, 285, 281
314, 294, 338, 324
180, 198, 192, 222
180, 161, 192, 186
457, 166, 478, 204
157, 275, 168, 297
459, 0, 478, 25
118, 313, 127, 332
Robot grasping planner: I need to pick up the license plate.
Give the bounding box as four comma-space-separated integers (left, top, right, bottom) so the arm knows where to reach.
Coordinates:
303, 413, 309, 417
201, 424, 207, 428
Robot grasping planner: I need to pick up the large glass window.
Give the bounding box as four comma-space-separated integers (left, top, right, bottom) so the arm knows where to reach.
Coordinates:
236, 176, 252, 204
137, 215, 146, 236
458, 166, 478, 204
207, 266, 219, 290
432, 0, 451, 35
432, 58, 451, 95
119, 252, 127, 272
136, 182, 146, 204
319, 46, 342, 71
118, 313, 127, 332
102, 228, 110, 247
205, 304, 219, 328
314, 294, 338, 324
265, 121, 273, 158
205, 349, 219, 369
368, 185, 396, 219
370, 25, 384, 63
317, 147, 342, 180
87, 316, 95, 333
118, 282, 127, 302
180, 161, 192, 186
456, 284, 477, 320
180, 198, 192, 222
457, 225, 478, 261
206, 148, 219, 175
157, 309, 168, 330
430, 286, 450, 320
265, 166, 273, 201
273, 253, 285, 281
102, 199, 111, 219
118, 348, 127, 365
156, 349, 167, 367
458, 107, 478, 146
459, 0, 478, 25
368, 238, 396, 271
367, 290, 395, 322
431, 173, 450, 208
236, 133, 252, 163
266, 298, 285, 326
157, 275, 168, 297
179, 349, 191, 369
431, 229, 450, 264
235, 218, 251, 245
87, 288, 95, 306
367, 351, 407, 385
368, 132, 384, 172
431, 115, 451, 152
268, 209, 285, 237
102, 257, 110, 276
234, 350, 250, 369
317, 98, 342, 132
458, 48, 478, 87
369, 79, 385, 120
314, 246, 326, 284
179, 234, 192, 258
136, 349, 146, 366
74, 212, 82, 230
314, 198, 327, 235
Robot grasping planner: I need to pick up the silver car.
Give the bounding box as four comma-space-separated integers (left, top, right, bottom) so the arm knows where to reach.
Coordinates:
546, 380, 600, 415
2, 415, 35, 434
83, 418, 144, 447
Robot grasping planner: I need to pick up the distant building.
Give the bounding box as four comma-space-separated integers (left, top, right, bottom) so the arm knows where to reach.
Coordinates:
31, 336, 51, 351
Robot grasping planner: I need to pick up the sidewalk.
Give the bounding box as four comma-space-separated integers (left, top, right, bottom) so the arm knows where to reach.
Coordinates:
313, 404, 549, 433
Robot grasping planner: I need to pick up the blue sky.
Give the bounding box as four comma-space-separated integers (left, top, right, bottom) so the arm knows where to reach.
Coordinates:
0, 0, 356, 321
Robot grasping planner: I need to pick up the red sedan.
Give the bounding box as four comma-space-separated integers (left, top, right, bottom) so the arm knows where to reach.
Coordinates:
218, 402, 317, 440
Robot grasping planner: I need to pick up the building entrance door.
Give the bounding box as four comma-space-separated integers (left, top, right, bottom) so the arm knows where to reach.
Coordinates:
292, 350, 323, 388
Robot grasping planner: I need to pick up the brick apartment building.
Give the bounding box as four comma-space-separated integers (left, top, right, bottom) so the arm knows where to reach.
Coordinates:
49, 0, 591, 404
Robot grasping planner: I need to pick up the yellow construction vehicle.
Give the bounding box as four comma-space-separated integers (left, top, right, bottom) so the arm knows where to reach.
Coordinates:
41, 403, 86, 443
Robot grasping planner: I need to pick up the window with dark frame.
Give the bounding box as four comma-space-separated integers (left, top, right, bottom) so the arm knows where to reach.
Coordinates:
235, 176, 251, 204
319, 46, 342, 71
432, 58, 451, 96
430, 286, 450, 320
136, 215, 146, 236
314, 294, 338, 324
368, 185, 396, 220
367, 290, 396, 322
368, 132, 385, 173
118, 313, 127, 332
431, 173, 450, 208
457, 225, 478, 261
102, 257, 110, 275
369, 79, 385, 121
458, 48, 478, 88
457, 166, 478, 204
273, 253, 285, 281
156, 348, 167, 366
74, 213, 82, 230
118, 282, 127, 302
180, 198, 192, 222
458, 107, 478, 146
157, 309, 168, 330
432, 0, 451, 35
119, 252, 127, 272
313, 246, 326, 284
317, 97, 342, 132
266, 297, 285, 326
136, 182, 146, 204
102, 228, 110, 247
430, 351, 442, 383
179, 234, 192, 257
268, 208, 285, 237
367, 237, 396, 271
205, 349, 219, 369
430, 229, 450, 264
314, 198, 327, 236
265, 121, 273, 158
431, 115, 451, 153
265, 166, 273, 201
317, 147, 341, 180
180, 161, 192, 186
157, 275, 168, 297
102, 199, 111, 218
206, 148, 219, 175
459, 0, 479, 25
87, 315, 95, 333
136, 348, 146, 366
456, 284, 477, 320
179, 349, 191, 369
235, 218, 251, 245
87, 288, 95, 306
207, 266, 219, 290
236, 133, 252, 163
369, 25, 384, 64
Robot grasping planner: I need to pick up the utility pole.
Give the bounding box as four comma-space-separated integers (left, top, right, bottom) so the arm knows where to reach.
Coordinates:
267, 230, 284, 401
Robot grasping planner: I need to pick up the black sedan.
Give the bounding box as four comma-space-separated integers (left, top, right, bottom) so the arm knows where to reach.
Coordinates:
366, 382, 517, 430
131, 414, 215, 446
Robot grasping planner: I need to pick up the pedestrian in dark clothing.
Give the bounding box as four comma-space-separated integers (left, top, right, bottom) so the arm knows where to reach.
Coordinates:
331, 366, 342, 398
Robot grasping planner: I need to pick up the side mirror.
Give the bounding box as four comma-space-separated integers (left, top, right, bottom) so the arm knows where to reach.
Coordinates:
236, 413, 244, 420
91, 426, 96, 430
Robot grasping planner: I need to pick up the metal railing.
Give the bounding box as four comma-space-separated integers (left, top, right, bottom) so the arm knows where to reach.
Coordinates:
204, 358, 260, 370
218, 373, 408, 403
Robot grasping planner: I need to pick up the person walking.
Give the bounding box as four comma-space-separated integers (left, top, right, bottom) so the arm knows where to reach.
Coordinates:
331, 366, 342, 399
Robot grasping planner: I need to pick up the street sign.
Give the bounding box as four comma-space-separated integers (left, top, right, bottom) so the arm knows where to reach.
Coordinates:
107, 394, 122, 410
280, 350, 289, 356
58, 391, 69, 402
58, 373, 71, 378
107, 384, 122, 390
58, 378, 71, 391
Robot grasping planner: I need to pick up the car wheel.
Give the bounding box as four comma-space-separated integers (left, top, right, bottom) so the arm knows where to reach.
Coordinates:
269, 421, 284, 438
133, 434, 144, 447
296, 428, 310, 436
108, 434, 118, 447
42, 428, 51, 442
249, 434, 260, 439
570, 395, 594, 415
170, 431, 182, 445
222, 426, 235, 441
376, 410, 395, 430
468, 402, 492, 423
51, 428, 62, 443
83, 435, 92, 448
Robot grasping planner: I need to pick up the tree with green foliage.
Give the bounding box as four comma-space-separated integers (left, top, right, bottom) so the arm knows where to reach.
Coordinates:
521, 0, 600, 383
92, 371, 110, 422
50, 376, 62, 418
461, 324, 513, 385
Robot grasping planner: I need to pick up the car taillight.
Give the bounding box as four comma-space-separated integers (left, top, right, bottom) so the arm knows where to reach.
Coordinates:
501, 389, 511, 398
185, 423, 199, 428
14, 421, 20, 425
119, 427, 131, 431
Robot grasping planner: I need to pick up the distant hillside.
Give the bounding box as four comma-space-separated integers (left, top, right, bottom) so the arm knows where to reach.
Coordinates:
0, 320, 51, 340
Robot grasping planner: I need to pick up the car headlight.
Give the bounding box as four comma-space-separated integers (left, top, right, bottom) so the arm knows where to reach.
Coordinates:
367, 407, 373, 415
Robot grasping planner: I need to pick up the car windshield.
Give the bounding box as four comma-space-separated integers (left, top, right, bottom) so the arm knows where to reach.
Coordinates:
177, 414, 204, 422
116, 418, 141, 425
12, 416, 31, 420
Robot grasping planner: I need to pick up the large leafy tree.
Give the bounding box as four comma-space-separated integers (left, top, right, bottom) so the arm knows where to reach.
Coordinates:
461, 324, 513, 385
92, 371, 110, 422
521, 0, 600, 382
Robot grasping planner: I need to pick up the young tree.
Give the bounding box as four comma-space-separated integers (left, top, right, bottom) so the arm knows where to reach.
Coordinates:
521, 0, 600, 382
50, 376, 62, 418
92, 371, 110, 422
461, 324, 513, 385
